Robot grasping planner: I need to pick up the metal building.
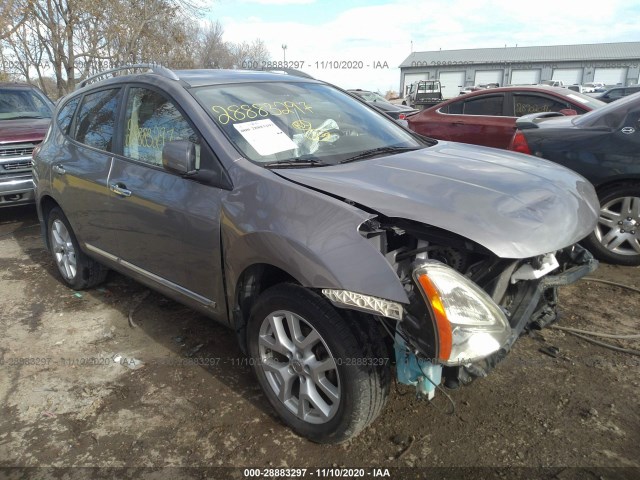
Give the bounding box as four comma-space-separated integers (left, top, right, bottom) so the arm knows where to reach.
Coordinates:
399, 42, 640, 99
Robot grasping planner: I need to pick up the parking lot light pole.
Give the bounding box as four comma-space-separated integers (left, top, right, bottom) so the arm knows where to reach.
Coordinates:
282, 44, 287, 62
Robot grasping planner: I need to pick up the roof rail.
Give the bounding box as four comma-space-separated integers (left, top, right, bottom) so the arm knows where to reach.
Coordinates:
263, 68, 315, 80
76, 63, 179, 90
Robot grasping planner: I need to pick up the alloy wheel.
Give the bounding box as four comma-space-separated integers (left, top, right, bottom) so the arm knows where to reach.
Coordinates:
595, 196, 640, 257
51, 219, 77, 280
258, 310, 341, 425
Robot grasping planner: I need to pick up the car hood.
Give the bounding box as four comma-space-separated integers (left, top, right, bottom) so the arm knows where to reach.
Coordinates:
385, 103, 416, 112
370, 102, 414, 113
0, 118, 50, 144
276, 142, 600, 259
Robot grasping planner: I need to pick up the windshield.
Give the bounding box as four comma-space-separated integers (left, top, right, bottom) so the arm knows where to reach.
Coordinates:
0, 88, 53, 120
192, 82, 423, 166
574, 91, 640, 128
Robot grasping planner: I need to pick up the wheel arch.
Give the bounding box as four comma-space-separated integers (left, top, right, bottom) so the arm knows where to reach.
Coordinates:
593, 176, 640, 193
38, 194, 61, 251
230, 261, 395, 364
231, 263, 299, 353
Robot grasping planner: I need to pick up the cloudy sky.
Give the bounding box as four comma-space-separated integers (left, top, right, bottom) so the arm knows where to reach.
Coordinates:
206, 0, 639, 93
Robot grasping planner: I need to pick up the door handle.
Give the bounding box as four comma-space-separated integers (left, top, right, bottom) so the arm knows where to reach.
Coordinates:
52, 164, 66, 175
109, 183, 132, 197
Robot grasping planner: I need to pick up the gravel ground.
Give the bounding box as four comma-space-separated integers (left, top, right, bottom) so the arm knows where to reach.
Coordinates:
1, 205, 639, 479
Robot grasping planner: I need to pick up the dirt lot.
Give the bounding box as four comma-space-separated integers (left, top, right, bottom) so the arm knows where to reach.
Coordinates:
1, 205, 639, 479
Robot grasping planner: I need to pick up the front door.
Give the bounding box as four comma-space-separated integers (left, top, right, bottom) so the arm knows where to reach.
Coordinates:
106, 86, 226, 315
438, 94, 513, 148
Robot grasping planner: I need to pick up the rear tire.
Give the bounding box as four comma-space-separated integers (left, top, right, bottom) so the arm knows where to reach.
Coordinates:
47, 207, 108, 289
583, 185, 640, 266
247, 284, 390, 443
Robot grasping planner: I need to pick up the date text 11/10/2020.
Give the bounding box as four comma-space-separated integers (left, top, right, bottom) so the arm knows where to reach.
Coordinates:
241, 60, 390, 70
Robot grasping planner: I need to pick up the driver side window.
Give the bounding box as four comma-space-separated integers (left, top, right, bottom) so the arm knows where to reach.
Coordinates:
124, 88, 200, 168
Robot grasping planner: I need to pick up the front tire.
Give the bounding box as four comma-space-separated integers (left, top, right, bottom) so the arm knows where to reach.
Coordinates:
47, 207, 108, 289
247, 284, 389, 443
583, 185, 640, 266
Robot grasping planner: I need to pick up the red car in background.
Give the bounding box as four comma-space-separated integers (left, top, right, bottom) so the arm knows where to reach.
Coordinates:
407, 86, 605, 149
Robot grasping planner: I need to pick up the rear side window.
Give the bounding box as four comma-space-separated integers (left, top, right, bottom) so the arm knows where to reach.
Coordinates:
446, 100, 463, 114
463, 96, 503, 116
74, 89, 121, 152
56, 97, 80, 135
513, 94, 575, 116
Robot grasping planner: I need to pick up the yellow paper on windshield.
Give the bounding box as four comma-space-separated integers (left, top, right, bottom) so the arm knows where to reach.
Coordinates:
233, 119, 297, 156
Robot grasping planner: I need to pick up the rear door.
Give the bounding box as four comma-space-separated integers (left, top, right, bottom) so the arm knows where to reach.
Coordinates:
54, 88, 122, 252
431, 93, 513, 148
105, 85, 226, 315
510, 92, 588, 116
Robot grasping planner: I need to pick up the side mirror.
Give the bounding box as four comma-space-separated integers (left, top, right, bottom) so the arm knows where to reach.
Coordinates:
559, 108, 578, 116
162, 140, 197, 175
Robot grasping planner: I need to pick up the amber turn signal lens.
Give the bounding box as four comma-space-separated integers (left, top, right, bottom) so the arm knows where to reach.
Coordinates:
417, 274, 452, 361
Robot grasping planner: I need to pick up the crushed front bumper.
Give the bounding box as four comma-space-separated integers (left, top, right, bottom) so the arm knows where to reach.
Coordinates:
462, 245, 598, 381
394, 244, 598, 394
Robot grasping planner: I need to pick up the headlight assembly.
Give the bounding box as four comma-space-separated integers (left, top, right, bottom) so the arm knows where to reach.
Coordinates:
413, 261, 511, 365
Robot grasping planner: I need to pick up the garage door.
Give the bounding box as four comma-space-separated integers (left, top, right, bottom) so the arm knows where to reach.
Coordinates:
403, 73, 429, 96
474, 70, 503, 86
594, 68, 627, 86
439, 71, 465, 99
511, 69, 540, 85
552, 68, 583, 85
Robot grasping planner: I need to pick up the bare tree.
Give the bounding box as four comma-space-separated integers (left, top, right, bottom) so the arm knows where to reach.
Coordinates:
3, 19, 54, 94
0, 0, 31, 41
228, 39, 271, 69
197, 21, 232, 69
1, 0, 271, 96
25, 0, 104, 96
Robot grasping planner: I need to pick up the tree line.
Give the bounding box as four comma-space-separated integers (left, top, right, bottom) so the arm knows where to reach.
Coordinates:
0, 0, 271, 98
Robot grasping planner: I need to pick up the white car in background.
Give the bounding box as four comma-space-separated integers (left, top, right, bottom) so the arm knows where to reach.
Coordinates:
582, 82, 605, 93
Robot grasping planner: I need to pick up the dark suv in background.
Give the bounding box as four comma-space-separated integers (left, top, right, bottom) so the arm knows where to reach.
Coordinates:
347, 89, 418, 120
591, 85, 640, 103
0, 82, 54, 207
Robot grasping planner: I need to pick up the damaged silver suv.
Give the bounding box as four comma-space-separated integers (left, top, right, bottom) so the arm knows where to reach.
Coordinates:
33, 65, 599, 443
